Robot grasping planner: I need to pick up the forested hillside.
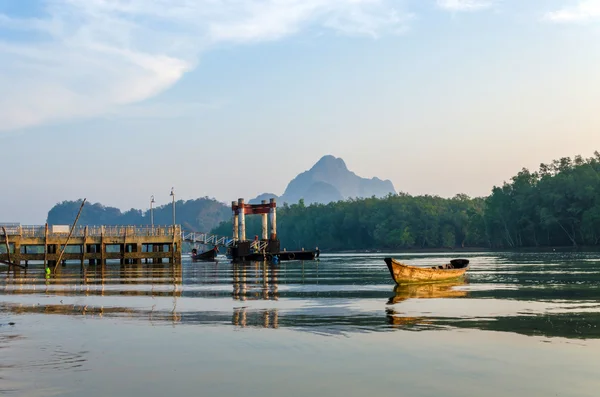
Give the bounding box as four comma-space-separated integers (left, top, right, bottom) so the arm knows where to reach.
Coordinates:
212, 153, 600, 250
485, 153, 600, 248
46, 153, 600, 250
47, 197, 230, 233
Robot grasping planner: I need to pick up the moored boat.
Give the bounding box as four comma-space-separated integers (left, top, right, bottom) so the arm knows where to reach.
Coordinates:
191, 247, 218, 262
384, 257, 469, 285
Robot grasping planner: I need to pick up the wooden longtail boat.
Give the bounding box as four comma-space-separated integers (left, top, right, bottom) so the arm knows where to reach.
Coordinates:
191, 247, 218, 262
384, 257, 469, 285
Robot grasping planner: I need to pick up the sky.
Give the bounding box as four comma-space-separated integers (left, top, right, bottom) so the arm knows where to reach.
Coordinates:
0, 0, 599, 224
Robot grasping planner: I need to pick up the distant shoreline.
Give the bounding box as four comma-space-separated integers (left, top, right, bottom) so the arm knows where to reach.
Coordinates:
323, 246, 600, 254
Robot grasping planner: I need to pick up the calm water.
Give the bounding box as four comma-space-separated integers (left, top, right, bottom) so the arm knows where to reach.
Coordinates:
2, 252, 600, 396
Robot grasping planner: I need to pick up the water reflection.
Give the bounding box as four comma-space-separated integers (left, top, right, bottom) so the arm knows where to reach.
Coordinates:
3, 263, 182, 298
232, 261, 279, 301
387, 280, 468, 304
2, 254, 600, 339
232, 308, 279, 329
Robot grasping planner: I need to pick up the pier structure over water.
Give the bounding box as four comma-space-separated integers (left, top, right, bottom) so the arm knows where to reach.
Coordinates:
229, 198, 318, 262
230, 198, 280, 260
0, 224, 182, 268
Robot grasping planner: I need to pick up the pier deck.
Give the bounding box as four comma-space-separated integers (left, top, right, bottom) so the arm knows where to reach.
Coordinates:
0, 224, 182, 267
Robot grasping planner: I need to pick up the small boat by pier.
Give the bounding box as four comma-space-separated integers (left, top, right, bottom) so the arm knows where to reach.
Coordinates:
384, 258, 469, 285
191, 247, 218, 262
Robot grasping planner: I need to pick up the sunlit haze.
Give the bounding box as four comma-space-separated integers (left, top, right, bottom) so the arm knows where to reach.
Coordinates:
1, 0, 599, 223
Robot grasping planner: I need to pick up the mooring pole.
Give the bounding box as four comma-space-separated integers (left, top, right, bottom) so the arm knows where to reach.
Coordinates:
261, 200, 268, 241
44, 223, 48, 269
269, 198, 277, 240
238, 198, 246, 242
81, 225, 89, 269
232, 201, 239, 242
54, 198, 86, 272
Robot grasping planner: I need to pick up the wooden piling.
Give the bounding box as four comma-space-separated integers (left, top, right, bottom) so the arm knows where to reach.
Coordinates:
101, 225, 106, 265
261, 200, 268, 241
238, 198, 246, 241
269, 198, 277, 240
81, 226, 88, 269
232, 201, 239, 242
2, 227, 12, 265
44, 223, 48, 268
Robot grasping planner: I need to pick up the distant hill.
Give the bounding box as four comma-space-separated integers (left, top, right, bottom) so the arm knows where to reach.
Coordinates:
47, 197, 230, 231
248, 193, 279, 205
250, 155, 396, 205
46, 155, 397, 231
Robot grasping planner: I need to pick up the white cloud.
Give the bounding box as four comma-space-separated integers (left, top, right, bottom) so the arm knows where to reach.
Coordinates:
436, 0, 495, 12
544, 1, 600, 23
0, 0, 410, 131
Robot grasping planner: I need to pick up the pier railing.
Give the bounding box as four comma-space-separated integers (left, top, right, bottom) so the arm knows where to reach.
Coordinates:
250, 240, 269, 252
2, 225, 182, 238
181, 231, 234, 247
2, 224, 239, 247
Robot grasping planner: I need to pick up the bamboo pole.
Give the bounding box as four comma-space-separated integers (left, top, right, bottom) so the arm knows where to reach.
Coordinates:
54, 198, 86, 272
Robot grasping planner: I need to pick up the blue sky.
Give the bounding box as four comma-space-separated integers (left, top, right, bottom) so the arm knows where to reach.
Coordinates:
1, 0, 599, 224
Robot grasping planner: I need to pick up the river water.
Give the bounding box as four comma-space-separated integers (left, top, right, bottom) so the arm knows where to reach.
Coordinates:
1, 252, 600, 396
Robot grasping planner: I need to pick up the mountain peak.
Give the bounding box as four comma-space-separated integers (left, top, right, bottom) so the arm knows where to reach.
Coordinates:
311, 155, 348, 172
276, 155, 396, 205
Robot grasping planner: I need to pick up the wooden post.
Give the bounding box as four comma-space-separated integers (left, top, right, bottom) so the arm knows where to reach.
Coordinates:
54, 198, 86, 271
13, 240, 21, 268
122, 226, 127, 265
81, 226, 88, 269
269, 198, 277, 240
171, 225, 176, 264
232, 201, 239, 242
44, 223, 48, 269
261, 200, 268, 241
238, 198, 246, 242
2, 226, 12, 265
101, 225, 106, 266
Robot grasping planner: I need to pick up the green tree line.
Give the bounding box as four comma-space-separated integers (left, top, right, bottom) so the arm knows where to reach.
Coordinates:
211, 152, 600, 250
46, 153, 600, 250
47, 197, 230, 232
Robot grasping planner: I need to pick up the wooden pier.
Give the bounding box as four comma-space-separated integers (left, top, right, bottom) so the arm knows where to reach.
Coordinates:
0, 224, 182, 268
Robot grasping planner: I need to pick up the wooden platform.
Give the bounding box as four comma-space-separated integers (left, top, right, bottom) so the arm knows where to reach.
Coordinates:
0, 224, 182, 267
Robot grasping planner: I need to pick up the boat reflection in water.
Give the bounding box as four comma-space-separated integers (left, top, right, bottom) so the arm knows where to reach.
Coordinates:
386, 280, 468, 329
387, 280, 468, 305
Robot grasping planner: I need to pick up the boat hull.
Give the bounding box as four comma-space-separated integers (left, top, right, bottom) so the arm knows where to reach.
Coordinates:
384, 257, 469, 285
192, 249, 217, 262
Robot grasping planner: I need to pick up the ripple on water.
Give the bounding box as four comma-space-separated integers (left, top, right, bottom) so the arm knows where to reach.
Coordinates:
1, 253, 600, 340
